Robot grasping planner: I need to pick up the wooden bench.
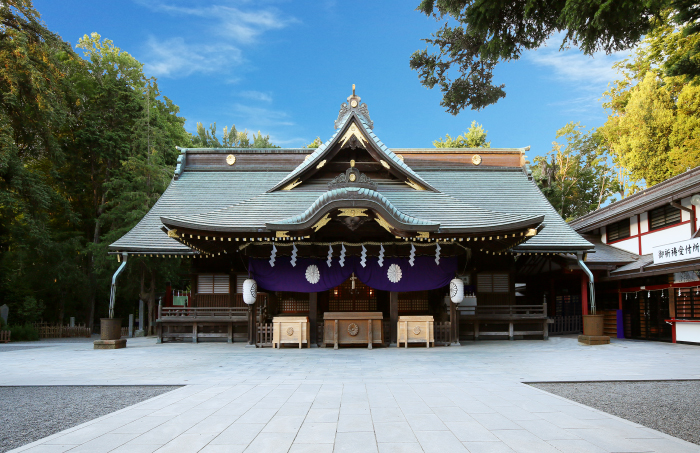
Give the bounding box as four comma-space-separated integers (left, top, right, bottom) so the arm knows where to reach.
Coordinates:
461, 304, 550, 341
156, 307, 248, 344
0, 330, 10, 343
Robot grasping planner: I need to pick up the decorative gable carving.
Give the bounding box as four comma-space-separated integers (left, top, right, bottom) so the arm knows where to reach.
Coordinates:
328, 167, 377, 190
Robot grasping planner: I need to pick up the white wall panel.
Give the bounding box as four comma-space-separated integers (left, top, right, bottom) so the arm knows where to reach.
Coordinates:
677, 323, 700, 344
609, 237, 639, 254
641, 224, 690, 254
640, 212, 649, 234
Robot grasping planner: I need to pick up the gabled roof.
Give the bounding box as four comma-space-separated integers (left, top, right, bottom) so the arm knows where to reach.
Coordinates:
580, 234, 639, 264
267, 112, 438, 193
570, 166, 700, 232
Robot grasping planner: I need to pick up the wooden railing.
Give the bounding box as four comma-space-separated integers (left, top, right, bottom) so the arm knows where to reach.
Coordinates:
159, 306, 248, 320
0, 330, 10, 343
549, 315, 582, 335
257, 323, 273, 347
191, 293, 266, 308
462, 304, 547, 319
32, 323, 92, 338
434, 321, 451, 345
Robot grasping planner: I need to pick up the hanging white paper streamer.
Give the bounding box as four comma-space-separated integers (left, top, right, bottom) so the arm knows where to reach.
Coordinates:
290, 243, 298, 267
326, 245, 333, 267
269, 244, 277, 267
378, 244, 385, 267
360, 245, 367, 267
409, 243, 416, 266
435, 242, 441, 265
339, 244, 346, 267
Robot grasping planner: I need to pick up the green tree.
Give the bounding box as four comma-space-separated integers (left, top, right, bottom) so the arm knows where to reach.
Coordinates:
533, 123, 621, 221
601, 20, 700, 192
305, 137, 322, 148
434, 121, 490, 148
191, 122, 279, 148
409, 0, 692, 113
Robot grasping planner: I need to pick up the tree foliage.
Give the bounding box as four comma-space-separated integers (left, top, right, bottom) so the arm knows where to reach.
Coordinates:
601, 19, 700, 193
434, 121, 490, 148
192, 122, 279, 148
533, 123, 621, 221
305, 137, 322, 148
409, 0, 697, 113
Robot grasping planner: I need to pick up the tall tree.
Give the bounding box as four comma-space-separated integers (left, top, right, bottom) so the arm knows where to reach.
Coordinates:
191, 122, 279, 148
533, 123, 621, 221
434, 121, 490, 148
408, 1, 700, 113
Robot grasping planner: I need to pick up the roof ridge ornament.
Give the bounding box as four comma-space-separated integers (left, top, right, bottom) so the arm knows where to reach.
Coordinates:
335, 84, 373, 130
328, 166, 377, 190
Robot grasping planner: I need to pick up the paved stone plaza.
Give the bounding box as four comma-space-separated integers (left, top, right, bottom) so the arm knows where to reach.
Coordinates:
3, 336, 700, 453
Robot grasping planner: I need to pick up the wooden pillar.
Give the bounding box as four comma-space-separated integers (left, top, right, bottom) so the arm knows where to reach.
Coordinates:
247, 304, 255, 347
450, 301, 460, 346
618, 281, 623, 311
309, 292, 318, 346
390, 292, 399, 346
581, 273, 589, 316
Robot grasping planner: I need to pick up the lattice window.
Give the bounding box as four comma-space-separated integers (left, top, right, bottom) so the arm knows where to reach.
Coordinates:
650, 205, 681, 230
477, 273, 509, 293
329, 278, 377, 311
676, 289, 700, 319
198, 274, 229, 294
398, 291, 429, 313
606, 217, 631, 241
278, 292, 309, 313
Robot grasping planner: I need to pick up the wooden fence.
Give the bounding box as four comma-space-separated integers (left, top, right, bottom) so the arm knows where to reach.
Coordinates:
548, 316, 582, 335
434, 321, 451, 345
32, 323, 92, 338
0, 330, 10, 343
257, 323, 273, 347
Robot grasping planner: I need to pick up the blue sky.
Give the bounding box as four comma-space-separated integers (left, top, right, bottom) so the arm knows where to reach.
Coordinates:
36, 0, 631, 161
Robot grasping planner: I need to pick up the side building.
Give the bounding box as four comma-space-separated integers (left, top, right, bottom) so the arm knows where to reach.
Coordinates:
570, 168, 700, 345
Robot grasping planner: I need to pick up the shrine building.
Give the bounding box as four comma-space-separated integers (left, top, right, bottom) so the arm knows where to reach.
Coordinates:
108, 88, 596, 347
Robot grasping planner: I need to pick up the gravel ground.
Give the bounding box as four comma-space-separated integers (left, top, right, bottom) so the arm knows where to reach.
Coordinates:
530, 380, 700, 445
0, 386, 180, 453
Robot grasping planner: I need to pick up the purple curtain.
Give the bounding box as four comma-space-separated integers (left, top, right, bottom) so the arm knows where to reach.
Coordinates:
248, 255, 456, 293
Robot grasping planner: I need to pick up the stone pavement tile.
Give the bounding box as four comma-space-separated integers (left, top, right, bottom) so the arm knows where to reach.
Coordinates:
277, 401, 313, 416
392, 392, 423, 402
423, 396, 455, 407
512, 399, 561, 413
261, 415, 305, 433
516, 419, 581, 440
61, 433, 139, 453
109, 444, 162, 453
398, 400, 433, 415
294, 422, 337, 443
462, 441, 515, 453
629, 437, 700, 453
208, 423, 264, 445
545, 439, 608, 453
406, 414, 448, 431
185, 415, 238, 434
112, 416, 171, 434
236, 407, 278, 424
415, 430, 467, 452
198, 445, 246, 453
312, 396, 342, 409
445, 421, 499, 442
475, 395, 513, 407
334, 432, 377, 453
537, 412, 597, 429
455, 401, 496, 414
583, 418, 664, 439
339, 401, 370, 415
338, 413, 374, 432
44, 424, 121, 446
289, 443, 334, 453
494, 405, 542, 421
369, 397, 400, 408
555, 404, 610, 420
431, 406, 474, 422
289, 393, 318, 403
153, 433, 216, 453
567, 428, 653, 453
243, 432, 296, 453
374, 421, 417, 443
470, 413, 521, 430
13, 446, 74, 453
255, 397, 288, 409
306, 408, 340, 423
377, 443, 424, 453
371, 406, 406, 423
214, 401, 254, 416
492, 429, 560, 453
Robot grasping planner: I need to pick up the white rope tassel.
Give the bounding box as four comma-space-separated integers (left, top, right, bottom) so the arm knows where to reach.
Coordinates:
409, 243, 416, 267
360, 245, 367, 267
290, 243, 298, 267
378, 244, 385, 267
327, 244, 333, 267
339, 244, 346, 267
435, 242, 441, 265
269, 244, 277, 267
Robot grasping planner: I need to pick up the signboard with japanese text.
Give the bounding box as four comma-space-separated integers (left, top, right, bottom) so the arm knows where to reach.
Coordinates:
653, 238, 700, 265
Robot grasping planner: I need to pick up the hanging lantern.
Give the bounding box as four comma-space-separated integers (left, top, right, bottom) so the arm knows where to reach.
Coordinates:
450, 278, 464, 304
243, 278, 257, 304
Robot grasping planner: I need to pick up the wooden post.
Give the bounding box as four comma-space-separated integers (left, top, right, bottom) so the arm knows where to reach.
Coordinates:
404, 320, 408, 349
368, 319, 373, 349
390, 292, 398, 346
192, 322, 198, 344
334, 319, 338, 350
228, 322, 233, 344
543, 302, 549, 340
474, 321, 479, 341
247, 304, 255, 347
618, 281, 623, 311
426, 320, 429, 348
128, 314, 134, 338
450, 302, 460, 346
309, 292, 317, 346
298, 321, 302, 349
509, 322, 514, 340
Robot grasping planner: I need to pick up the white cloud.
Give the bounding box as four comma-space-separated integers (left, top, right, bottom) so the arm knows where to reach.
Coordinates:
143, 36, 242, 78
240, 90, 273, 103
232, 103, 295, 128
526, 33, 632, 89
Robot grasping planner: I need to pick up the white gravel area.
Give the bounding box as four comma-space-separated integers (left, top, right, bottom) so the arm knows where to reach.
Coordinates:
0, 386, 180, 453
530, 380, 700, 446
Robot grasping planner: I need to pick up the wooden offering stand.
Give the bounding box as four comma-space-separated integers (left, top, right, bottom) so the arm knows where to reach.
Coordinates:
397, 315, 434, 348
323, 312, 383, 349
272, 316, 310, 349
